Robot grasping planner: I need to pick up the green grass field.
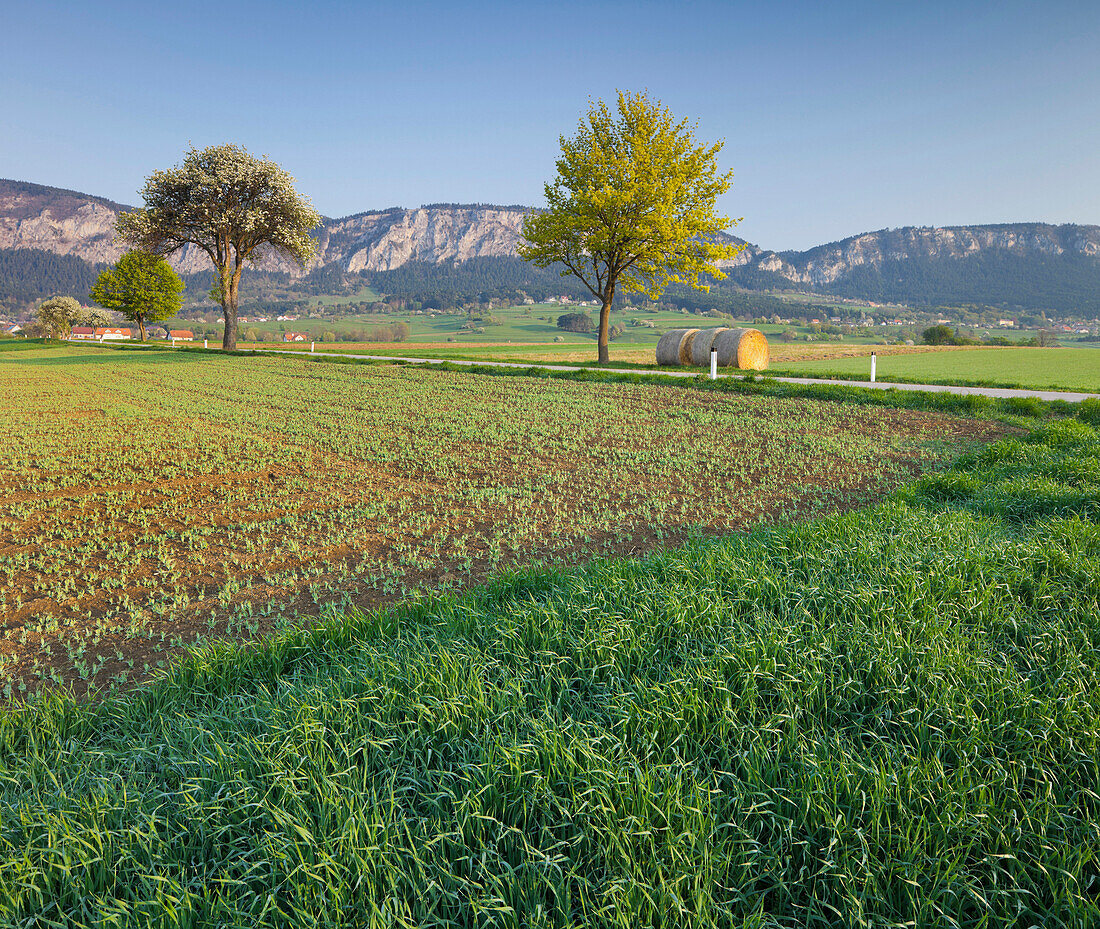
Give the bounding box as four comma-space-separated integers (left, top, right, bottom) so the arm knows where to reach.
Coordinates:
771, 346, 1100, 392
0, 415, 1098, 925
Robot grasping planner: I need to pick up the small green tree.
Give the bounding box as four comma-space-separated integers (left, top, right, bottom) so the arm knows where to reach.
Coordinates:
922, 324, 957, 346
91, 251, 184, 341
118, 144, 320, 350
519, 91, 743, 363
35, 296, 83, 338
557, 312, 593, 333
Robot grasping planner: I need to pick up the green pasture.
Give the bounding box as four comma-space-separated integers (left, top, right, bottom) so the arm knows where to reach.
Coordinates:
771, 346, 1100, 392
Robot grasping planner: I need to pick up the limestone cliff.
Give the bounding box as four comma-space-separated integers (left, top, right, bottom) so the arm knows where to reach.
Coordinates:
0, 180, 126, 265
2, 178, 1098, 302
749, 224, 1100, 287
0, 180, 527, 275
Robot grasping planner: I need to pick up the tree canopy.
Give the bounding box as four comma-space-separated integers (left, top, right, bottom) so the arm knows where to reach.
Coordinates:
556, 312, 593, 333
91, 251, 184, 341
519, 91, 743, 362
34, 296, 82, 338
117, 144, 320, 350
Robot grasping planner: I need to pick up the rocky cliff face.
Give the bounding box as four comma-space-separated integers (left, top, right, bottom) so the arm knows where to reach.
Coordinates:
0, 180, 126, 265
745, 224, 1100, 287
0, 179, 527, 276
2, 177, 1098, 288
321, 207, 526, 272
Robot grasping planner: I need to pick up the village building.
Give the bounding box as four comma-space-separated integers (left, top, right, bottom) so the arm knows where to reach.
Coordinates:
95, 327, 132, 340
283, 332, 308, 342
169, 330, 194, 341
70, 327, 97, 340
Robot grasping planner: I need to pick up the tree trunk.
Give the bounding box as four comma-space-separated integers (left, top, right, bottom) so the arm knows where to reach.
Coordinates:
137, 314, 146, 342
220, 266, 239, 350
597, 291, 614, 364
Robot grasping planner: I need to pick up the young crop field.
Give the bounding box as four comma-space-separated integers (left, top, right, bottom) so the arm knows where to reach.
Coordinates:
0, 344, 1004, 698
0, 416, 1097, 926
772, 345, 1100, 392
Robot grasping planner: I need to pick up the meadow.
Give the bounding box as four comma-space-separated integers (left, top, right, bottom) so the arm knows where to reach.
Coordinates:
0, 343, 998, 698
0, 414, 1097, 926
202, 301, 890, 351
770, 346, 1100, 392
254, 338, 975, 368
215, 300, 1100, 393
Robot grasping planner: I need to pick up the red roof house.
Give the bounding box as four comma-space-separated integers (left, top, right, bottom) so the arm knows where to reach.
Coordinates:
70, 327, 97, 340
95, 328, 132, 340
169, 330, 194, 341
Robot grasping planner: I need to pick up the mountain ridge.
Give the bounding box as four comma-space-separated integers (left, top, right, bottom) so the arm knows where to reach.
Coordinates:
2, 177, 1099, 313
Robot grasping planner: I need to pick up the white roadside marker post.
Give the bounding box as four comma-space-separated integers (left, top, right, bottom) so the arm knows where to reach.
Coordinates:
870, 351, 877, 383
710, 346, 718, 380
311, 341, 315, 353
204, 339, 208, 349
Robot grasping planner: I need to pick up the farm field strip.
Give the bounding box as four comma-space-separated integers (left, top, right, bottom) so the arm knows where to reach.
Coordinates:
0, 346, 1002, 697
232, 339, 985, 367
770, 345, 1100, 392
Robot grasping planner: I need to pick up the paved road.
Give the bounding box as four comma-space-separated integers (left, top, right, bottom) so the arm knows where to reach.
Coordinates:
261, 349, 1100, 403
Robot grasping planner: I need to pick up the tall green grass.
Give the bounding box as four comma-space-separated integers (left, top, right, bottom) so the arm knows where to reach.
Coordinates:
0, 421, 1098, 926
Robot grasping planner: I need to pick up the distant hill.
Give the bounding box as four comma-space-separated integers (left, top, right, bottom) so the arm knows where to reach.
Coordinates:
719, 223, 1100, 312
2, 176, 1099, 315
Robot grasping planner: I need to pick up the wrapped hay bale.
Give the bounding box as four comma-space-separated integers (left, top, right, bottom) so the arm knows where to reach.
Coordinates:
655, 328, 699, 366
711, 328, 770, 370
690, 327, 730, 366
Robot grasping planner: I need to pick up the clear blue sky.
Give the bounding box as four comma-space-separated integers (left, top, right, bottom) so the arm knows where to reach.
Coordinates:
2, 0, 1097, 250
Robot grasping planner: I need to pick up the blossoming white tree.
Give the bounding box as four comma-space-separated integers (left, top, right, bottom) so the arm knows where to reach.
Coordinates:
118, 145, 320, 350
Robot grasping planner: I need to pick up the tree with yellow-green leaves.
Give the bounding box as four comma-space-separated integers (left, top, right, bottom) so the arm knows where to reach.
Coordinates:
519, 91, 744, 364
91, 251, 184, 342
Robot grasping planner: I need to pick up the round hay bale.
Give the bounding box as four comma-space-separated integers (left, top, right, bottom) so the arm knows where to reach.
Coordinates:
711, 328, 770, 370
690, 327, 730, 366
655, 328, 699, 366
678, 329, 702, 365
